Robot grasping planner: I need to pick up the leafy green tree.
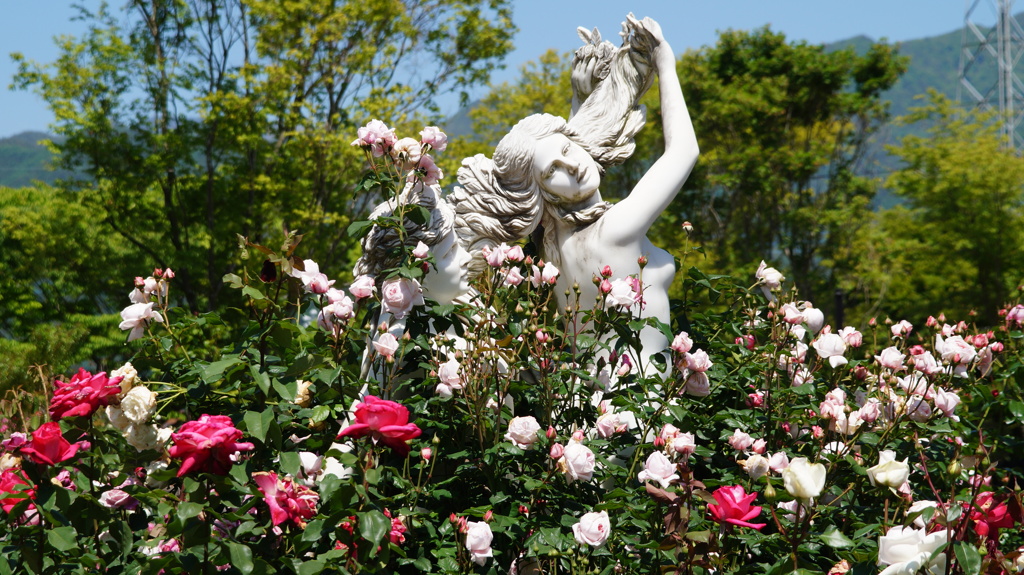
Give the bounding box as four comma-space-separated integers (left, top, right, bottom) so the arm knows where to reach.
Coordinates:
846, 92, 1024, 324
11, 0, 514, 312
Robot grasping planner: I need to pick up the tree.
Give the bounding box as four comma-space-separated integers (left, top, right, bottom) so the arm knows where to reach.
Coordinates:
846, 92, 1024, 324
12, 0, 515, 312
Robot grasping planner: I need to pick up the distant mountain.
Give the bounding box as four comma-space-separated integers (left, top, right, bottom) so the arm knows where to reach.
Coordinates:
0, 131, 73, 188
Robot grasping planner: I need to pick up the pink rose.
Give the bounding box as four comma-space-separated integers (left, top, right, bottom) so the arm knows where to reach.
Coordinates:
595, 412, 620, 439
838, 326, 863, 347
891, 320, 913, 338
605, 278, 637, 309
935, 388, 962, 417
671, 432, 696, 457
168, 415, 255, 477
686, 349, 713, 373
802, 304, 824, 334
380, 278, 425, 319
728, 429, 754, 451
530, 263, 559, 287
411, 241, 430, 260
937, 335, 976, 365
337, 396, 422, 457
671, 332, 694, 354
572, 510, 611, 546
373, 332, 400, 360
780, 303, 804, 324
485, 243, 509, 267
464, 521, 493, 565
708, 485, 767, 530
559, 440, 596, 482
419, 126, 448, 151
409, 154, 443, 185
19, 422, 80, 466
683, 371, 710, 396
49, 368, 122, 420
505, 245, 524, 262
875, 346, 906, 371
436, 358, 463, 396
391, 137, 423, 167
1006, 304, 1024, 327
502, 266, 525, 287
755, 261, 784, 290
504, 416, 541, 449
0, 469, 35, 515
812, 333, 847, 368
119, 302, 164, 341
351, 119, 397, 157
349, 275, 376, 299
637, 451, 679, 488
99, 488, 137, 510
254, 471, 319, 528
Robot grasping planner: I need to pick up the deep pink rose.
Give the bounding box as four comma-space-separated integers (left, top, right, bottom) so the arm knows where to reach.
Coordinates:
49, 368, 123, 420
168, 415, 255, 477
337, 396, 422, 456
254, 471, 319, 528
19, 422, 80, 466
0, 469, 35, 514
708, 485, 767, 530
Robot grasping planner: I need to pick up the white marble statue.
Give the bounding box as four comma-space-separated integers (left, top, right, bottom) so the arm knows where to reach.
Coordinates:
449, 15, 699, 376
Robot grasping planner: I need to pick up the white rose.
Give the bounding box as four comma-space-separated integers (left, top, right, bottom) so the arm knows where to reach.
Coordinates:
559, 440, 596, 482
106, 406, 132, 432
637, 451, 679, 488
111, 362, 138, 395
572, 510, 610, 547
742, 454, 771, 480
464, 521, 493, 565
124, 423, 167, 452
782, 457, 827, 500
812, 333, 848, 368
868, 450, 910, 489
504, 416, 542, 450
877, 526, 947, 575
121, 386, 157, 424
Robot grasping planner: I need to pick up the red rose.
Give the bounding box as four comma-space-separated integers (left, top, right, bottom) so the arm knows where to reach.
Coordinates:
168, 415, 255, 477
253, 471, 318, 528
49, 368, 122, 420
0, 469, 35, 514
337, 396, 422, 456
19, 422, 80, 466
968, 492, 1015, 537
708, 485, 767, 530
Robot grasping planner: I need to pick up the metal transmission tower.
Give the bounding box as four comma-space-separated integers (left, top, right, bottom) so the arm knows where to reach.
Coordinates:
958, 0, 1024, 150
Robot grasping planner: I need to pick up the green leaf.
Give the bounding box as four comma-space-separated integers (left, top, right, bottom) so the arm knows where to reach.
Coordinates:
310, 405, 331, 424
203, 356, 242, 384
298, 560, 325, 575
280, 451, 301, 477
818, 526, 854, 549
244, 408, 275, 443
250, 365, 271, 395
346, 220, 374, 238
47, 526, 79, 551
178, 502, 204, 521
1008, 400, 1024, 423
227, 542, 254, 575
242, 285, 266, 301
358, 510, 390, 550
954, 542, 981, 575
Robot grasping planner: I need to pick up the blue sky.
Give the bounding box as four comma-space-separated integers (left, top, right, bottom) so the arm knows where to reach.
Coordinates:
0, 0, 985, 138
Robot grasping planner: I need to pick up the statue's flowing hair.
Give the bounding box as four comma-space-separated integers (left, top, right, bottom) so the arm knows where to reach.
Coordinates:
450, 21, 655, 275
353, 182, 455, 278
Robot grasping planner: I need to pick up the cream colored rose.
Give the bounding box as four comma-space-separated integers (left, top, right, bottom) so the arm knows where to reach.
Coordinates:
106, 405, 132, 432
125, 423, 169, 452
121, 386, 157, 424
294, 380, 313, 408
112, 362, 138, 395
868, 450, 910, 489
782, 457, 827, 500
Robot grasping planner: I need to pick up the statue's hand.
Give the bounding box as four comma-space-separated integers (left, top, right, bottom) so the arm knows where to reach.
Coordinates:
572, 27, 613, 102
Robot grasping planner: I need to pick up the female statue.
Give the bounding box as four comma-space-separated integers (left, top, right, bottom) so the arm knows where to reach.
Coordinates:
449, 16, 699, 376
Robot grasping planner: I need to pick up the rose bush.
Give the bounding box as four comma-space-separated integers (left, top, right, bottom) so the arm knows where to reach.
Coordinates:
1, 121, 1023, 574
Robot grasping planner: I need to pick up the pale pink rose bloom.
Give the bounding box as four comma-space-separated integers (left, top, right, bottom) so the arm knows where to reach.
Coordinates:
349, 275, 376, 299
898, 374, 932, 398
780, 303, 804, 324
549, 443, 564, 459
683, 371, 710, 396
637, 451, 679, 488
742, 454, 770, 480
789, 323, 808, 341
833, 410, 863, 435
937, 335, 976, 365
373, 332, 400, 359
768, 452, 790, 472
505, 245, 524, 262
819, 388, 846, 419
605, 278, 637, 309
977, 345, 995, 376
505, 416, 542, 450
1006, 304, 1024, 327
660, 423, 680, 440
671, 332, 694, 354
119, 302, 164, 342
351, 119, 396, 157
756, 260, 784, 300
410, 154, 443, 185
129, 288, 149, 304
464, 521, 493, 565
437, 358, 463, 391
912, 351, 942, 376
485, 243, 509, 268
391, 137, 423, 166
905, 396, 933, 422
671, 432, 696, 457
297, 452, 324, 486
890, 319, 913, 338
686, 349, 713, 373
595, 412, 620, 439
419, 126, 448, 151
790, 366, 814, 386
802, 304, 824, 334
498, 266, 523, 287
859, 398, 881, 423
559, 440, 596, 482
540, 263, 559, 284
411, 241, 430, 260
728, 429, 754, 451
812, 333, 847, 368
308, 273, 334, 294
751, 438, 766, 454
572, 510, 610, 547
933, 387, 960, 419
875, 346, 906, 371
380, 278, 425, 319
838, 326, 863, 347
99, 489, 136, 509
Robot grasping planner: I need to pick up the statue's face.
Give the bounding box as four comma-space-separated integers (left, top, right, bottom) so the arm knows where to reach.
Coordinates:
421, 228, 472, 304
533, 134, 600, 204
